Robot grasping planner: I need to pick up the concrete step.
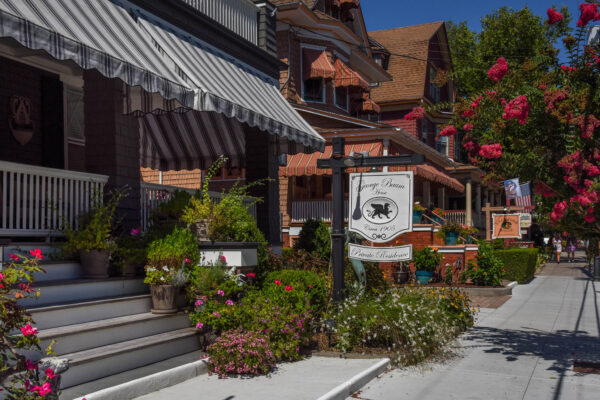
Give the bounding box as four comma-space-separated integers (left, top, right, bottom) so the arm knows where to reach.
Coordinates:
29, 294, 152, 330
61, 350, 205, 400
1, 242, 61, 260
19, 278, 148, 308
33, 312, 191, 359
34, 261, 81, 282
61, 328, 200, 388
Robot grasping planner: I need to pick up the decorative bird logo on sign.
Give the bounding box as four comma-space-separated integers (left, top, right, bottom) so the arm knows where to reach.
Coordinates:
369, 203, 392, 219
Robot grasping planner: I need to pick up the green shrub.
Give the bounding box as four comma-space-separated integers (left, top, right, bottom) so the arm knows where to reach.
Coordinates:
263, 270, 328, 313
207, 329, 276, 377
146, 227, 198, 269
462, 242, 505, 286
413, 247, 442, 272
494, 248, 539, 283
294, 219, 331, 261
146, 190, 193, 240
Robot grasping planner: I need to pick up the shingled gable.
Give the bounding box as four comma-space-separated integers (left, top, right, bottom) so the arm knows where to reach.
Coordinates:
369, 22, 446, 104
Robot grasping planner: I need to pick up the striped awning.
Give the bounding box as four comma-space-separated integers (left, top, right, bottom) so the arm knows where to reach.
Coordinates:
281, 141, 383, 176
0, 0, 325, 171
334, 59, 370, 91
390, 164, 464, 193
333, 0, 360, 7
352, 92, 381, 114
303, 49, 336, 80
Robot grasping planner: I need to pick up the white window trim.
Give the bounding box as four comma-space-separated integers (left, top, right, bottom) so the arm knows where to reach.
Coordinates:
65, 85, 85, 147
334, 85, 348, 112
300, 44, 326, 104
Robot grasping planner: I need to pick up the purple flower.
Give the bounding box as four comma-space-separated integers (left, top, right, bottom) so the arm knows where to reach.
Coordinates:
225, 299, 234, 306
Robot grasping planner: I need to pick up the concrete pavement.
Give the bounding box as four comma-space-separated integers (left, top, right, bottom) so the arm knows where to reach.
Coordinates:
352, 252, 600, 400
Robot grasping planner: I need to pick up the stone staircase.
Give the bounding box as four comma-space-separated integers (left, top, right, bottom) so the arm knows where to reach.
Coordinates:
6, 243, 202, 392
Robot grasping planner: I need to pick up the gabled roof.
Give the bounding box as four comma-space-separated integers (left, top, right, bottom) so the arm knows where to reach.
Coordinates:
369, 22, 444, 103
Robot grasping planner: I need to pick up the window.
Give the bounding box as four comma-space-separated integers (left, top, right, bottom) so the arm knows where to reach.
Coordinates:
65, 86, 84, 144
429, 67, 441, 103
421, 119, 428, 143
436, 136, 448, 156
334, 85, 348, 110
303, 78, 324, 102
373, 54, 382, 66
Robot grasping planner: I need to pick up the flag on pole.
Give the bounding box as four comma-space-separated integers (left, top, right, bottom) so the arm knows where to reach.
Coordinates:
515, 182, 534, 209
503, 178, 521, 200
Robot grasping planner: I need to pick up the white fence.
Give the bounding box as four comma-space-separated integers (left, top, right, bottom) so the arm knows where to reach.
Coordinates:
140, 182, 257, 231
290, 200, 349, 223
445, 210, 466, 225
0, 161, 108, 236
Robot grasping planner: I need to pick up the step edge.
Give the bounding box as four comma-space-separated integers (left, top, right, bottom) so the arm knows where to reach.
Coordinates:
28, 294, 151, 313
33, 277, 145, 288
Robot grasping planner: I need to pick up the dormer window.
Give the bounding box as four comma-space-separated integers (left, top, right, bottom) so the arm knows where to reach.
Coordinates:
429, 67, 441, 103
303, 78, 324, 102
334, 86, 348, 110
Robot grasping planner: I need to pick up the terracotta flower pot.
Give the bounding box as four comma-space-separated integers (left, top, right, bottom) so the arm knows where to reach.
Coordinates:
150, 285, 178, 314
79, 250, 110, 279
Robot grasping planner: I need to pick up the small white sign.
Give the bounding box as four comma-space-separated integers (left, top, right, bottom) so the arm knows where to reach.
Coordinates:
348, 243, 413, 262
349, 171, 413, 243
519, 213, 532, 228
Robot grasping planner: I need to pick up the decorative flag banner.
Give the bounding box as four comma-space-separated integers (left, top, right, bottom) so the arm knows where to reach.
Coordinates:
515, 182, 534, 209
504, 178, 521, 200
492, 214, 522, 239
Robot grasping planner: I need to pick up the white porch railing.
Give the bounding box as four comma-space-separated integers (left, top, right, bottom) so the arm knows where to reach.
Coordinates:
445, 210, 466, 225
140, 182, 257, 231
290, 200, 349, 223
0, 161, 108, 236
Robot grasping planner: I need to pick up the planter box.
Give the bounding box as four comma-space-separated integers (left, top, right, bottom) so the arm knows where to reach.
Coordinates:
198, 242, 260, 267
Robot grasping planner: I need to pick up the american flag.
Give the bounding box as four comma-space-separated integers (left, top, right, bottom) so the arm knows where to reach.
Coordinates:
515, 183, 534, 209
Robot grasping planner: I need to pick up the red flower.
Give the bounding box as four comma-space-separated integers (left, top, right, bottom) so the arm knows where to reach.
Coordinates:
308, 284, 314, 289
572, 114, 600, 139
577, 3, 600, 27
29, 382, 52, 396
502, 95, 529, 125
45, 368, 58, 379
404, 106, 425, 121
463, 123, 474, 132
274, 280, 282, 286
585, 213, 596, 223
539, 84, 547, 90
9, 253, 19, 261
20, 323, 38, 336
479, 144, 503, 159
29, 249, 43, 259
546, 8, 563, 25
439, 125, 457, 137
246, 273, 256, 279
488, 57, 508, 82
284, 285, 293, 292
26, 360, 38, 370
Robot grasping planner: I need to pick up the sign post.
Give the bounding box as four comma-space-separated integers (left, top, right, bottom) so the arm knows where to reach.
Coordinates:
317, 137, 424, 301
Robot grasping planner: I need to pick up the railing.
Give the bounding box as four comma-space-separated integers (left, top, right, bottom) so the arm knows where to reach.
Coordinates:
0, 161, 108, 236
290, 200, 349, 223
445, 210, 466, 225
140, 182, 257, 231
181, 0, 258, 45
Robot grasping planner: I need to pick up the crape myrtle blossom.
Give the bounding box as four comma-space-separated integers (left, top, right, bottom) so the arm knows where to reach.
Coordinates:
577, 2, 600, 27
404, 106, 425, 120
502, 95, 529, 124
571, 114, 600, 139
488, 57, 508, 82
439, 125, 457, 137
478, 144, 502, 159
547, 8, 564, 25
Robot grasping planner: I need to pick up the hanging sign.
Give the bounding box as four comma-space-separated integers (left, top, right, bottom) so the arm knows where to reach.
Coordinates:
519, 213, 532, 229
349, 171, 413, 243
492, 214, 522, 239
348, 243, 412, 262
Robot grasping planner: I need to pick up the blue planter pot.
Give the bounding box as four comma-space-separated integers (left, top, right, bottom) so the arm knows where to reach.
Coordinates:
444, 232, 459, 245
415, 270, 433, 285
413, 210, 423, 224
433, 215, 442, 224
466, 236, 474, 244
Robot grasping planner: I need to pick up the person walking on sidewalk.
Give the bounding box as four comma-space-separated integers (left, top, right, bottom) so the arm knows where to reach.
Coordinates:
552, 233, 563, 263
566, 234, 577, 262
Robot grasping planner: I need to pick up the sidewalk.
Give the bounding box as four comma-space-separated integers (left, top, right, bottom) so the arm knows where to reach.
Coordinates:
352, 252, 600, 400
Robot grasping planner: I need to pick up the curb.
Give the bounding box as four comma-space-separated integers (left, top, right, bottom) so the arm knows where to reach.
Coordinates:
506, 281, 518, 289
315, 358, 390, 400
73, 359, 209, 400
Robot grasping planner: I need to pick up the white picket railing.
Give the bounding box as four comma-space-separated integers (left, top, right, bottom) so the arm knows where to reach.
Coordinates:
445, 210, 467, 225
0, 161, 108, 236
140, 182, 257, 231
290, 200, 349, 223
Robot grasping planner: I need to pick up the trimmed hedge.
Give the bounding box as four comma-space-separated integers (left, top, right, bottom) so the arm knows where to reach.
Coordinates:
494, 248, 539, 283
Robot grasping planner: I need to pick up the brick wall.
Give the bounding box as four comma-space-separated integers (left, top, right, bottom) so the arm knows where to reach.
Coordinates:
84, 70, 140, 229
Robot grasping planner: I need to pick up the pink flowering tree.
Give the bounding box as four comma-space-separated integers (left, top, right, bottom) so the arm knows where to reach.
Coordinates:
0, 251, 59, 398
444, 1, 600, 237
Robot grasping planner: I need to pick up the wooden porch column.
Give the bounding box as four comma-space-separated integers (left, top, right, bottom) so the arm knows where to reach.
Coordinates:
423, 181, 431, 208
465, 179, 473, 226
437, 187, 447, 210
475, 183, 482, 226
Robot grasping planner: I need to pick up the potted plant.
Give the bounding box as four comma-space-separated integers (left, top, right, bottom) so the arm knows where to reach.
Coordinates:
63, 190, 125, 278
145, 227, 198, 314
113, 228, 147, 277
432, 208, 445, 223
393, 261, 410, 284
413, 203, 425, 224
437, 221, 463, 245
461, 225, 479, 244
413, 247, 442, 285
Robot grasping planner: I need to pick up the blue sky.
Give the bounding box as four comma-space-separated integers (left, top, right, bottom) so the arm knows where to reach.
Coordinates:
362, 0, 582, 33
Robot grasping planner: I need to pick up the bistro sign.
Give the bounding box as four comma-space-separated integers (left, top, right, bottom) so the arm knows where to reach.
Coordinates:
349, 171, 413, 243
348, 243, 412, 262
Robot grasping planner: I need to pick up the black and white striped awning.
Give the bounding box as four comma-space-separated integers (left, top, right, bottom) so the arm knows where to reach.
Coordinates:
0, 0, 325, 170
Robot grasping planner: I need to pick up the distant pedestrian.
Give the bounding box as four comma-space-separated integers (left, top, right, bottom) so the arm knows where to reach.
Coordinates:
552, 233, 563, 263
566, 235, 577, 262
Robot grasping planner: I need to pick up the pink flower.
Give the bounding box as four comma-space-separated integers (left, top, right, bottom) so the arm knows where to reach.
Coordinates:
196, 322, 204, 329
212, 312, 221, 318
44, 368, 58, 379
463, 123, 474, 132
284, 285, 294, 292
439, 125, 457, 137
585, 213, 596, 223
185, 258, 191, 263
29, 382, 52, 396
246, 272, 256, 278
25, 359, 38, 370
502, 95, 529, 125
8, 253, 19, 261
577, 3, 600, 27
20, 323, 38, 336
130, 228, 140, 235
225, 299, 234, 306
217, 289, 225, 296
404, 106, 425, 121
546, 8, 563, 25
194, 299, 204, 306
29, 249, 43, 259
218, 255, 227, 262
488, 57, 508, 82
274, 280, 282, 286
308, 284, 314, 289
479, 144, 503, 159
